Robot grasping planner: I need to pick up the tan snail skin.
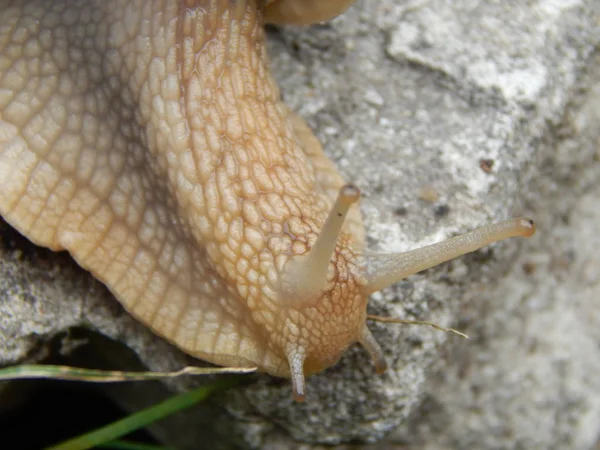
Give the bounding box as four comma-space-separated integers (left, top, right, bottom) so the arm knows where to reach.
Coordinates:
0, 0, 535, 401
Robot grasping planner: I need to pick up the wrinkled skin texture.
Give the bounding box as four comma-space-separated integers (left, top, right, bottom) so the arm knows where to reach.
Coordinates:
0, 0, 367, 379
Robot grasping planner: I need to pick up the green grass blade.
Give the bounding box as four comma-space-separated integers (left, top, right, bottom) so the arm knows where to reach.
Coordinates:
97, 440, 172, 450
0, 364, 256, 382
45, 377, 243, 450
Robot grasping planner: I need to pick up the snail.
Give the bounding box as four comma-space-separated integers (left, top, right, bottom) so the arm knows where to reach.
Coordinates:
0, 0, 535, 401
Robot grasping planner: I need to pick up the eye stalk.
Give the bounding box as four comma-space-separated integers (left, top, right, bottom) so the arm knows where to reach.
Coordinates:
360, 218, 535, 295
278, 184, 361, 307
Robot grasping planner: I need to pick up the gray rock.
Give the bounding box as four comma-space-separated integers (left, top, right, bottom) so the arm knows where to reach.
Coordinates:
1, 0, 599, 448
388, 49, 600, 450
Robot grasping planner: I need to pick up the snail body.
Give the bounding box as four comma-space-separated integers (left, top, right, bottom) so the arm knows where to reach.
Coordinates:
0, 0, 535, 401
